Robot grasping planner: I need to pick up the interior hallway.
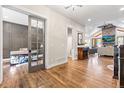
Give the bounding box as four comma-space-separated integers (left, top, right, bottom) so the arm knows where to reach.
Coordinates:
0, 54, 118, 88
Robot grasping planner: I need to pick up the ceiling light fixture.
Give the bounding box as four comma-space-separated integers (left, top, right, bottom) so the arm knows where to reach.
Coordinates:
3, 16, 8, 19
65, 5, 83, 11
120, 7, 124, 11
88, 18, 91, 22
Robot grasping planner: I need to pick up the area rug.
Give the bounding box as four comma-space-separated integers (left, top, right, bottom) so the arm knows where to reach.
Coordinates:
107, 64, 113, 71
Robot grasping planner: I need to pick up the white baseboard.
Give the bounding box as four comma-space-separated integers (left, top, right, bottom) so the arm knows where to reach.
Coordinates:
72, 57, 77, 60
46, 60, 67, 69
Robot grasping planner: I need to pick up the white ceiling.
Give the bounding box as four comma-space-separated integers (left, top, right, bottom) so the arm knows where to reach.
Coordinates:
47, 5, 124, 35
3, 6, 124, 35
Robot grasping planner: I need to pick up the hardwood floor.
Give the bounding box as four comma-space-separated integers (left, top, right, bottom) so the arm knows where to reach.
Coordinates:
0, 54, 118, 88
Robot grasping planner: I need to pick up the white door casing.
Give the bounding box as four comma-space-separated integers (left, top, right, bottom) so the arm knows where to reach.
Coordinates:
0, 5, 3, 84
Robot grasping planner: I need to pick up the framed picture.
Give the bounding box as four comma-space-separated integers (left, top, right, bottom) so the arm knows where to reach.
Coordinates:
78, 33, 83, 45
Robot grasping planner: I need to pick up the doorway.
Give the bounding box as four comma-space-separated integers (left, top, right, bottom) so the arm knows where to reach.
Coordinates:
2, 7, 45, 74
67, 28, 72, 59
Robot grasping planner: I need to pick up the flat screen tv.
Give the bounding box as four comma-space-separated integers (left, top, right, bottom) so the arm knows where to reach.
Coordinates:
102, 35, 115, 42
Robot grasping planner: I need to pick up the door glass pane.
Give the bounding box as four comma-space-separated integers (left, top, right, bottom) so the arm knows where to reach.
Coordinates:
37, 20, 44, 65
38, 21, 44, 43
31, 50, 38, 66
31, 19, 37, 43
31, 18, 38, 66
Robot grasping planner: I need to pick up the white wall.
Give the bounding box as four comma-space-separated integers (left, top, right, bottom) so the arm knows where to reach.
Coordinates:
0, 5, 3, 84
4, 5, 85, 69
67, 28, 72, 57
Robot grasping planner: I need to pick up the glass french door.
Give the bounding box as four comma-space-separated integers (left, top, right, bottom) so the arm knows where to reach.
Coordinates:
28, 16, 45, 72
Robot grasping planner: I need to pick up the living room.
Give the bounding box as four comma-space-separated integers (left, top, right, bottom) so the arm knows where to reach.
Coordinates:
49, 5, 124, 88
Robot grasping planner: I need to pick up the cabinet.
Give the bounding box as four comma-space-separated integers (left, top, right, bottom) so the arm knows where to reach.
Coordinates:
77, 47, 89, 60
78, 48, 83, 60
118, 45, 124, 88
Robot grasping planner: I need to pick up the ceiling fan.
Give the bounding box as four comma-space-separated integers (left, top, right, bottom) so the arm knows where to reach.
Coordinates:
65, 5, 83, 11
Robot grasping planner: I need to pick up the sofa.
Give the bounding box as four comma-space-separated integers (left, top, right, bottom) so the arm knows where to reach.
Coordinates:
97, 46, 114, 56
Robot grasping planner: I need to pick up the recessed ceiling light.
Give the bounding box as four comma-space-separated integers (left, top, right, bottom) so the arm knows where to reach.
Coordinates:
120, 7, 124, 11
88, 18, 91, 22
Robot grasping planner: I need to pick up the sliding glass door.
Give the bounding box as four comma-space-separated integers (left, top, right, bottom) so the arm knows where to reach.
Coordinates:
28, 16, 45, 72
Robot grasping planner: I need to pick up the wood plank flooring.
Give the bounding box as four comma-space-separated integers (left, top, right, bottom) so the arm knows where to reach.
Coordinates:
0, 54, 118, 88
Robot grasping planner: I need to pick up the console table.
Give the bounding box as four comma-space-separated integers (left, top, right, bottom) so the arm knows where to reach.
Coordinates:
77, 47, 89, 60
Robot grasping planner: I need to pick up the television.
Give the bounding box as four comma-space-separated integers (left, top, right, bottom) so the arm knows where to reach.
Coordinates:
102, 35, 115, 42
